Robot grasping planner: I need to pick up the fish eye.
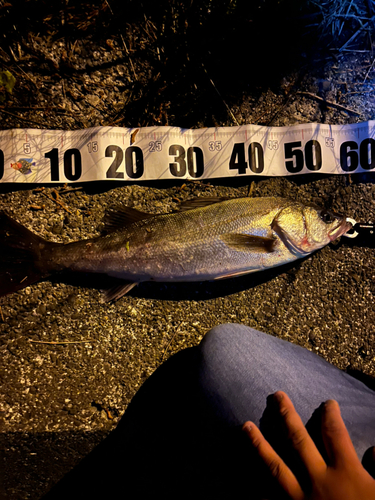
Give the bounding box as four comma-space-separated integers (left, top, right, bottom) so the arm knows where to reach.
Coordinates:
319, 210, 335, 224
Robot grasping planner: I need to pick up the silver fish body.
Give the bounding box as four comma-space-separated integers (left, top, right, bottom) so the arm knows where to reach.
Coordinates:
53, 197, 350, 289
0, 197, 351, 301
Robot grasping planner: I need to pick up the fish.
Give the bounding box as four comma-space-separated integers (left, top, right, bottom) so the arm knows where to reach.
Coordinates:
0, 196, 351, 302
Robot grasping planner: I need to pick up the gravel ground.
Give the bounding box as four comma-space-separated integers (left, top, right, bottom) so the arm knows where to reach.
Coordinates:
1, 1, 375, 498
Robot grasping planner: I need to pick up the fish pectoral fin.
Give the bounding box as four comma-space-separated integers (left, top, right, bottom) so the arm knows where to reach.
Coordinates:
214, 269, 254, 279
221, 233, 276, 252
103, 206, 155, 233
100, 281, 138, 302
178, 196, 231, 212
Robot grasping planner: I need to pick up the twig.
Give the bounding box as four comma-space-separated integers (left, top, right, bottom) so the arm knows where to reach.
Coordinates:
29, 339, 95, 344
62, 78, 66, 102
209, 77, 239, 125
334, 49, 371, 52
364, 56, 375, 82
15, 64, 36, 85
338, 0, 354, 36
59, 186, 83, 194
332, 14, 374, 20
120, 34, 137, 80
104, 0, 114, 15
0, 108, 45, 126
202, 63, 239, 126
247, 181, 256, 198
297, 91, 361, 115
40, 189, 73, 214
161, 330, 179, 362
29, 204, 45, 210
103, 0, 137, 80
345, 90, 375, 94
0, 105, 62, 111
339, 21, 369, 52
366, 0, 375, 31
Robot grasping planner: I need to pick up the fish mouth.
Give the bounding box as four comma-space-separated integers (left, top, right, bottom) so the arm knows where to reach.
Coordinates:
328, 218, 353, 241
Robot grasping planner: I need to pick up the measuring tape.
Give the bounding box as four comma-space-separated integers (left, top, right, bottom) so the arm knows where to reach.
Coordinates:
1, 121, 375, 183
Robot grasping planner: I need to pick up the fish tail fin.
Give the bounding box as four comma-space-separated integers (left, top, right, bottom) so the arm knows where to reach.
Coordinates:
0, 212, 58, 298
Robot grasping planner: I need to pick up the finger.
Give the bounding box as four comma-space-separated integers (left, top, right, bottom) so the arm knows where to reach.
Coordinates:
320, 400, 360, 468
243, 421, 304, 500
274, 391, 326, 476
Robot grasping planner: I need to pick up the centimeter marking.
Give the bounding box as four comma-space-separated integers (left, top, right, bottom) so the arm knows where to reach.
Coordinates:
1, 122, 375, 183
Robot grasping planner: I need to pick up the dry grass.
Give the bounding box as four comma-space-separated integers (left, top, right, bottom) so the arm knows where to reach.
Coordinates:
309, 0, 375, 51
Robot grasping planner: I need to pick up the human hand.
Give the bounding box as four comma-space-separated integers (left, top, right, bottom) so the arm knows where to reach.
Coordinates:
242, 391, 375, 500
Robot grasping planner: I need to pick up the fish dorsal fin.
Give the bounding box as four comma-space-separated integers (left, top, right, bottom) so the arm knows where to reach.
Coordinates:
103, 206, 155, 233
178, 196, 231, 212
221, 233, 276, 253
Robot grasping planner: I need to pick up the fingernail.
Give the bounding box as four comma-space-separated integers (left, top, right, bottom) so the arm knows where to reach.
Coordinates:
242, 422, 253, 434
323, 399, 339, 411
273, 391, 284, 403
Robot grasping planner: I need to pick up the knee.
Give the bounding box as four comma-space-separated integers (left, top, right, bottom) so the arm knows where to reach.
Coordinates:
201, 323, 263, 350
199, 323, 266, 370
197, 324, 269, 424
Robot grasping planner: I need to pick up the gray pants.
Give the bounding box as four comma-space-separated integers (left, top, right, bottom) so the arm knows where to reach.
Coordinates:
199, 323, 375, 460
44, 324, 375, 499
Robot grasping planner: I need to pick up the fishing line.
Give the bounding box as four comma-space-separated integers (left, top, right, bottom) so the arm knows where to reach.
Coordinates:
1, 121, 375, 184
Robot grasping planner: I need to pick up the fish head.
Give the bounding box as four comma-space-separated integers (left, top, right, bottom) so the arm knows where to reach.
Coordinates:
272, 203, 352, 256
